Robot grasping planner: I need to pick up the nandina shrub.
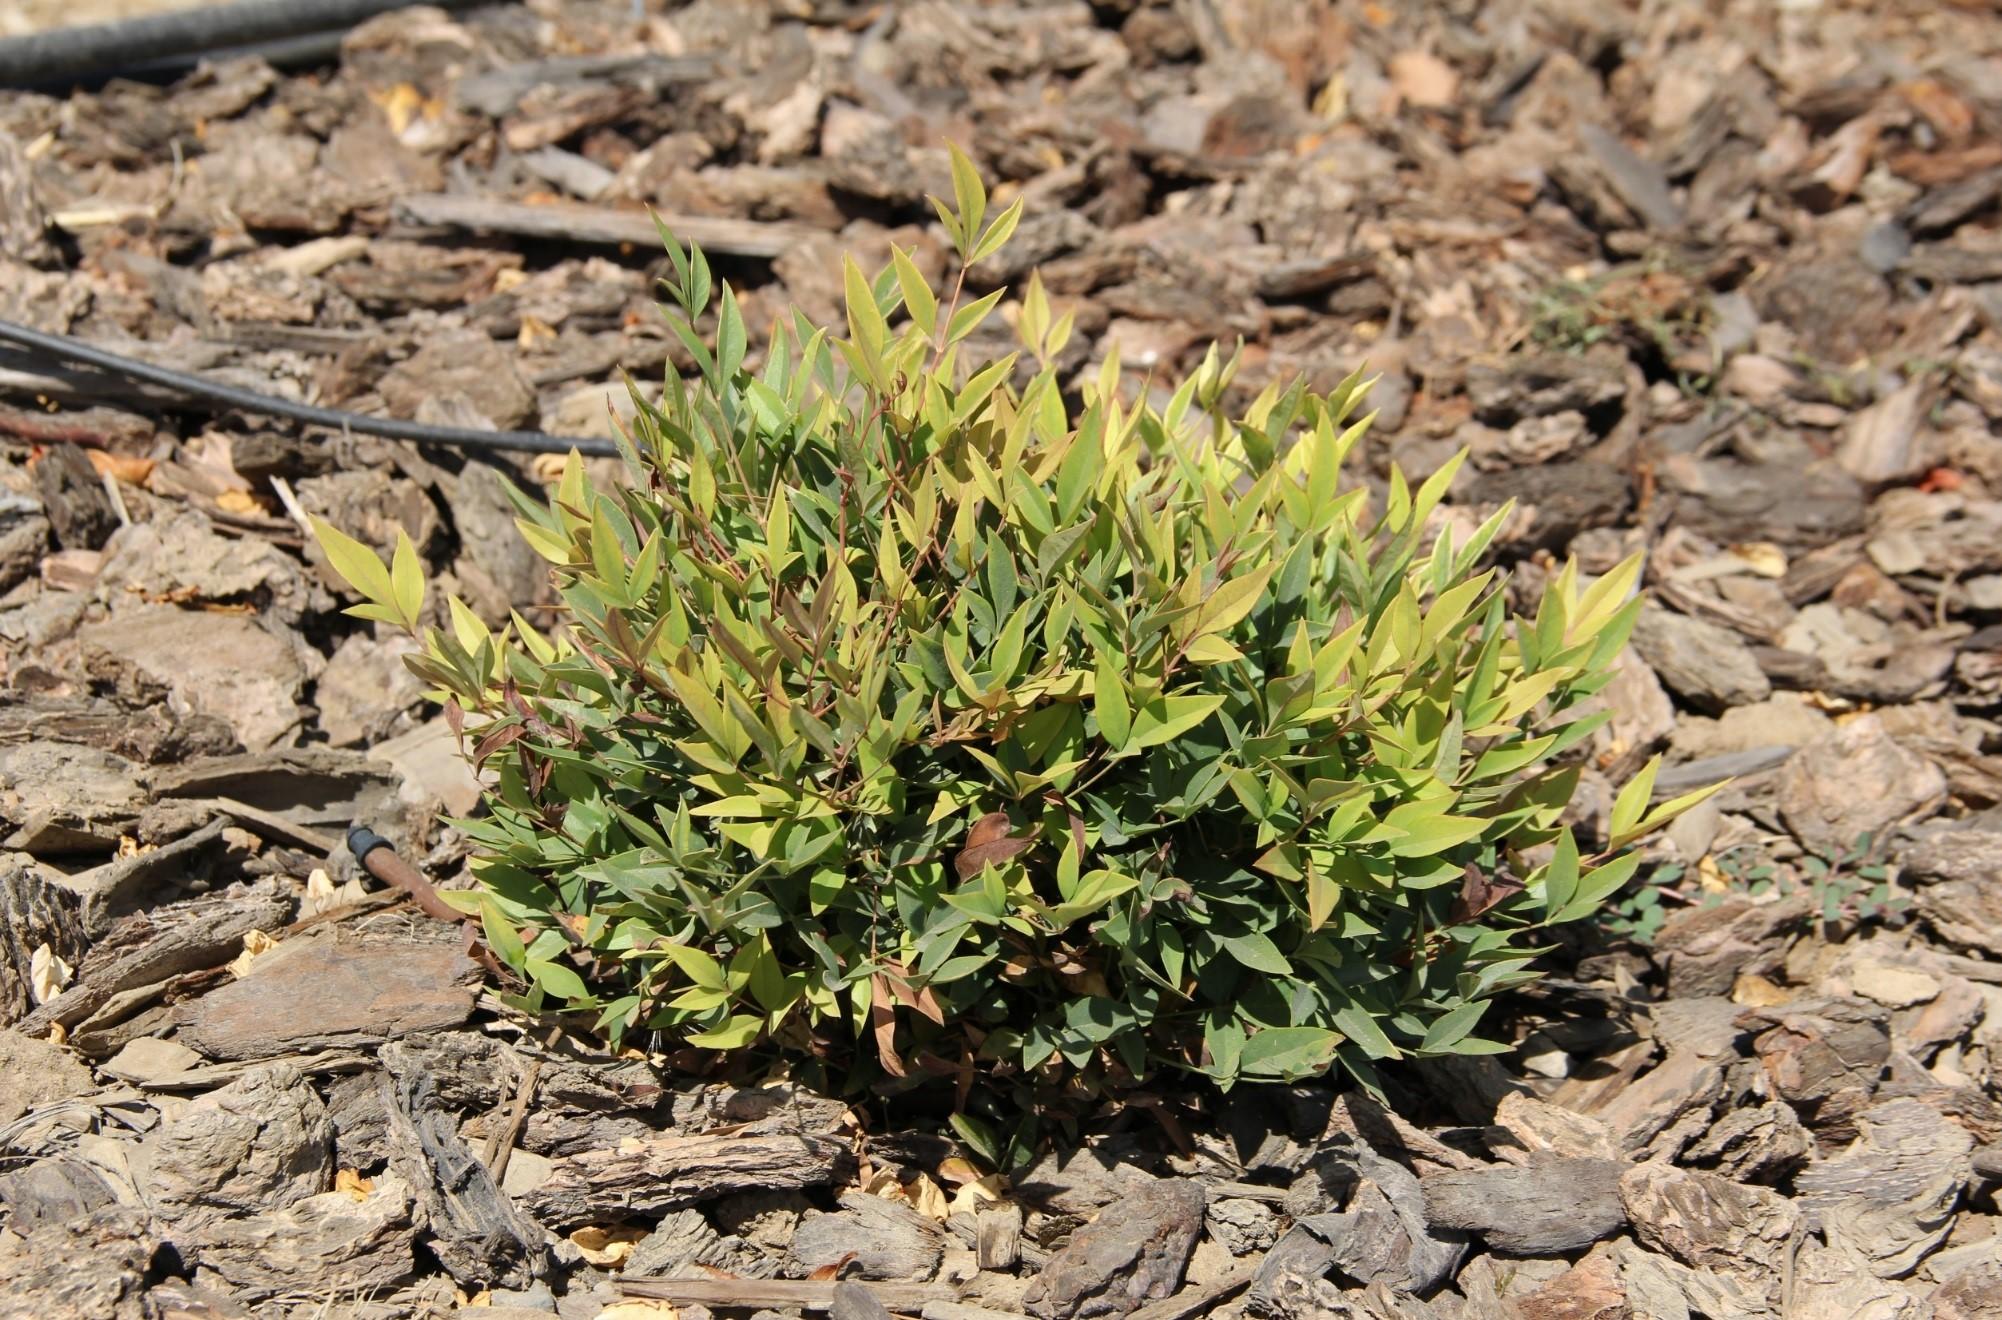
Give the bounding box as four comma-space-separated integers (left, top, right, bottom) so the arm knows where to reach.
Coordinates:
314, 153, 1714, 1148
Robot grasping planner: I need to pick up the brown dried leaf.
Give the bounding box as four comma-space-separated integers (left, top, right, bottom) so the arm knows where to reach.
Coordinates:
227, 929, 279, 978
1389, 50, 1459, 109
472, 721, 528, 766
948, 1173, 1008, 1216
570, 1224, 647, 1267
905, 1174, 951, 1221
1450, 864, 1524, 924
955, 811, 1035, 880
1901, 78, 1976, 143
85, 450, 155, 486
870, 974, 906, 1078
27, 943, 71, 1005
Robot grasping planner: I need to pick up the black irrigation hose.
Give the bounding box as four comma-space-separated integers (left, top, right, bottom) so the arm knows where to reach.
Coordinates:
0, 318, 618, 458
115, 29, 353, 83
0, 0, 482, 89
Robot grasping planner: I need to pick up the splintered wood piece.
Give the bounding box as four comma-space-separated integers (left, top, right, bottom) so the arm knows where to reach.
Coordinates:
522, 1131, 857, 1225
975, 1203, 1023, 1270
1124, 1266, 1258, 1320
379, 1044, 542, 1289
619, 1277, 956, 1313
393, 194, 818, 260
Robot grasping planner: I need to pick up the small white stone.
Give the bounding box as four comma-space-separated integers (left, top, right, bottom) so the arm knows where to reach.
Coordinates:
1518, 1039, 1572, 1079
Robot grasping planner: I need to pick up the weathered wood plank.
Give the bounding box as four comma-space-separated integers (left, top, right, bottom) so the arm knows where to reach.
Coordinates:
392, 194, 818, 259
522, 1131, 857, 1225
619, 1277, 957, 1312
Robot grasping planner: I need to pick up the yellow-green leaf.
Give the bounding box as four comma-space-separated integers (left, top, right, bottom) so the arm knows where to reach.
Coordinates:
389, 529, 424, 628
971, 196, 1024, 265
311, 517, 395, 610
1189, 563, 1276, 640
1383, 810, 1486, 858
1128, 694, 1226, 749
891, 245, 938, 338
1610, 757, 1661, 840
662, 943, 726, 991
946, 142, 987, 249
526, 957, 588, 1001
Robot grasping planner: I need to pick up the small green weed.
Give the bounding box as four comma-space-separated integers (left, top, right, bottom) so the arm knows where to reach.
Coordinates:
1604, 831, 1907, 946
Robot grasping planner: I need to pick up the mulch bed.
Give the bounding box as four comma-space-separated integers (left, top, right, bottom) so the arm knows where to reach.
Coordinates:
2, 0, 2002, 1317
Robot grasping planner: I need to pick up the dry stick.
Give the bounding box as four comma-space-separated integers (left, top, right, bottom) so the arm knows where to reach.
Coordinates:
482, 1057, 543, 1184
268, 474, 315, 539
279, 890, 402, 939
1119, 1268, 1256, 1320
394, 193, 815, 260
620, 1278, 957, 1313
98, 466, 131, 528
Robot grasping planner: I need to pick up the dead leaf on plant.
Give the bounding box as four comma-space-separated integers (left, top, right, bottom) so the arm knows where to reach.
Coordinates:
955, 810, 1036, 880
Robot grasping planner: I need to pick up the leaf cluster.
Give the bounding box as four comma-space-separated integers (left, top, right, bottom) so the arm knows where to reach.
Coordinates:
315, 149, 1718, 1134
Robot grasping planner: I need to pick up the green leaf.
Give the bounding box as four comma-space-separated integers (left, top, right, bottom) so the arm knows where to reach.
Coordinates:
946, 289, 1006, 346
527, 957, 589, 1001
1610, 757, 1661, 840
685, 1014, 764, 1050
1043, 869, 1139, 927
843, 255, 887, 364
1418, 1001, 1487, 1053
717, 282, 747, 383
1204, 1016, 1245, 1086
1541, 827, 1581, 918
479, 899, 525, 972
1384, 811, 1486, 858
1622, 777, 1731, 850
1239, 1026, 1341, 1079
1555, 853, 1643, 924
950, 1112, 1002, 1166
1223, 931, 1293, 975
1188, 563, 1276, 640
1332, 1003, 1402, 1060
663, 943, 727, 992
1094, 651, 1131, 749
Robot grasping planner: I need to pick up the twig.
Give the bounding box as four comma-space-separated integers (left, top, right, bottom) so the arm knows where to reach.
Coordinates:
482, 1057, 543, 1183
395, 192, 816, 260
268, 475, 315, 539
1123, 1266, 1256, 1320
620, 1279, 958, 1312
98, 466, 131, 528
208, 796, 339, 853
